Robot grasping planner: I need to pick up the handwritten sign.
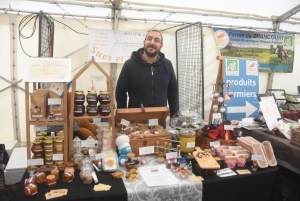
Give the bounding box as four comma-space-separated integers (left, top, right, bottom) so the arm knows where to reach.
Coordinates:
27, 159, 44, 166
120, 118, 130, 127
52, 154, 63, 161
166, 152, 178, 159
251, 155, 263, 161
139, 146, 154, 156
210, 141, 220, 148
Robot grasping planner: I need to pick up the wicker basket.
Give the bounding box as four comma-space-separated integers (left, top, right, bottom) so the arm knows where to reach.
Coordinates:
291, 127, 300, 147
236, 137, 260, 153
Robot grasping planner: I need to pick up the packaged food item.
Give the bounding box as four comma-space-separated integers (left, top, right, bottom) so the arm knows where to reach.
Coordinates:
24, 183, 38, 196
172, 159, 180, 173
24, 170, 36, 186
50, 167, 59, 181
102, 150, 119, 172
35, 172, 46, 183
63, 172, 74, 183
46, 175, 57, 187
64, 161, 75, 173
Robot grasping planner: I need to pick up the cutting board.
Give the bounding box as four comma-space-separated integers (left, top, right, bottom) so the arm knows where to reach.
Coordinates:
192, 147, 220, 169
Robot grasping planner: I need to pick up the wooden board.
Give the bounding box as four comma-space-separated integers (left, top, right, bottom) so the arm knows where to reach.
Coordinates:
192, 147, 220, 169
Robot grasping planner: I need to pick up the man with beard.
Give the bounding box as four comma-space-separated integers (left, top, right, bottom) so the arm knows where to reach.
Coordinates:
115, 29, 179, 119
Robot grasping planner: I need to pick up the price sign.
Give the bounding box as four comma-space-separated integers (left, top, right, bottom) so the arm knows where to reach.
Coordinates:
120, 118, 130, 126
139, 146, 154, 155
186, 142, 195, 148
210, 141, 220, 148
148, 118, 158, 126
224, 125, 233, 130
166, 152, 178, 159
251, 155, 263, 161
52, 154, 63, 161
48, 98, 61, 105
213, 113, 221, 119
27, 159, 44, 166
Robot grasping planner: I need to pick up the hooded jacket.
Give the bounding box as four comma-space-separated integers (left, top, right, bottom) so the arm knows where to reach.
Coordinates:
116, 48, 179, 117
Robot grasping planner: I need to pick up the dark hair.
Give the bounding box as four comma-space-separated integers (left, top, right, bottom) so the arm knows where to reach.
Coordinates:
146, 29, 163, 44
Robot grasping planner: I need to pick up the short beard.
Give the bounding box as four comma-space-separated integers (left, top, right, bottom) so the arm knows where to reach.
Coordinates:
144, 47, 160, 58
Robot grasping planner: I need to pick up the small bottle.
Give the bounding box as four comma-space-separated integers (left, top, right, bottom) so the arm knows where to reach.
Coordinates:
187, 161, 193, 175
155, 141, 159, 153
63, 172, 74, 183
46, 175, 57, 187
50, 167, 59, 181
35, 172, 46, 183
24, 183, 38, 196
166, 160, 171, 169
177, 145, 181, 158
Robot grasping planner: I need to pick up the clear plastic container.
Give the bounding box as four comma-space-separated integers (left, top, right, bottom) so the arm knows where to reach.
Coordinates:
101, 150, 119, 172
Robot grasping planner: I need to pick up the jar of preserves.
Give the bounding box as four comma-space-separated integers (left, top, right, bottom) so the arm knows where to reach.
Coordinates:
86, 104, 98, 116
74, 90, 85, 105
54, 138, 64, 149
31, 138, 44, 157
86, 90, 97, 105
98, 104, 111, 116
64, 161, 75, 173
35, 172, 46, 183
74, 105, 85, 116
63, 172, 74, 183
24, 183, 38, 196
98, 91, 110, 105
46, 175, 57, 187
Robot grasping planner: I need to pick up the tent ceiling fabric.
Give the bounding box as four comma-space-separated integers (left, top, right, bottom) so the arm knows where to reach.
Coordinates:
1, 0, 300, 32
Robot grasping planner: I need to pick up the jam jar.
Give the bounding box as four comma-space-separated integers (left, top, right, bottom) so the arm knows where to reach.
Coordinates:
35, 172, 46, 183
98, 104, 111, 116
74, 90, 85, 105
31, 138, 44, 158
51, 167, 59, 180
24, 183, 38, 196
86, 104, 98, 116
98, 91, 110, 105
63, 172, 74, 183
46, 175, 57, 187
74, 105, 85, 116
86, 90, 98, 105
64, 161, 75, 174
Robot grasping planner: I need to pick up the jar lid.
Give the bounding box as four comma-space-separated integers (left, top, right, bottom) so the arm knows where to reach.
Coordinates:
54, 138, 64, 143
88, 90, 97, 94
43, 140, 53, 144
46, 174, 56, 181
75, 90, 84, 93
32, 140, 42, 145
100, 91, 109, 94
37, 131, 47, 136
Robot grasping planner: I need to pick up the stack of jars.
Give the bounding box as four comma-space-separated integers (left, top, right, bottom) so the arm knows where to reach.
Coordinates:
54, 136, 64, 167
86, 90, 98, 116
31, 137, 44, 159
97, 91, 111, 116
74, 90, 85, 116
43, 138, 54, 167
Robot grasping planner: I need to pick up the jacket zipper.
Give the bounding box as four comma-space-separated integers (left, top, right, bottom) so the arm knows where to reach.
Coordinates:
151, 66, 154, 105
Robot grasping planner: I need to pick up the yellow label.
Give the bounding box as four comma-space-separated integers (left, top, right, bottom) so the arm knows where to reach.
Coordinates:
189, 176, 204, 181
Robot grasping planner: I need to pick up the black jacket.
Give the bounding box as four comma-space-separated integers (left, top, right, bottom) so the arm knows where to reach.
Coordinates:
116, 48, 179, 117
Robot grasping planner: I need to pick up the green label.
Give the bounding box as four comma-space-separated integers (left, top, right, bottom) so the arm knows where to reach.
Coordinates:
227, 59, 238, 72
283, 36, 293, 46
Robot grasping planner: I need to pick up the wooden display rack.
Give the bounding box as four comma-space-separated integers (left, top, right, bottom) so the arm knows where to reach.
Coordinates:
68, 59, 115, 160
25, 82, 69, 171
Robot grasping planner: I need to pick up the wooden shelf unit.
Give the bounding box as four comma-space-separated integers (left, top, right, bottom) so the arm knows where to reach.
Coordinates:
68, 59, 115, 160
25, 82, 69, 170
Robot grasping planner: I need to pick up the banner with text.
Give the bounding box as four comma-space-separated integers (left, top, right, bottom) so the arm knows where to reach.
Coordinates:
224, 58, 259, 120
89, 29, 146, 63
213, 28, 294, 73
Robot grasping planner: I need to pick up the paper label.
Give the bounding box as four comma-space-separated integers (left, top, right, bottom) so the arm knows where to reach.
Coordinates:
236, 169, 251, 174
27, 159, 44, 166
251, 155, 263, 161
189, 176, 204, 181
34, 125, 47, 131
90, 75, 104, 82
81, 139, 98, 147
186, 142, 195, 148
52, 154, 63, 161
92, 172, 98, 183
224, 125, 233, 130
213, 113, 221, 119
210, 141, 220, 148
148, 118, 158, 126
120, 118, 130, 126
95, 153, 103, 160
49, 82, 64, 96
139, 146, 154, 156
166, 152, 178, 159
48, 98, 61, 105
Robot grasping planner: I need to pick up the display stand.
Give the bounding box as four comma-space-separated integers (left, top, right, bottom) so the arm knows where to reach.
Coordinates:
25, 82, 69, 171
68, 59, 115, 160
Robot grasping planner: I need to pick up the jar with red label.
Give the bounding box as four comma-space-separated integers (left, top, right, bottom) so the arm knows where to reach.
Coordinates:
63, 172, 74, 183
35, 172, 46, 183
98, 91, 110, 105
46, 175, 57, 187
74, 105, 85, 116
86, 91, 97, 105
74, 91, 85, 105
98, 104, 111, 116
24, 183, 38, 196
86, 104, 98, 116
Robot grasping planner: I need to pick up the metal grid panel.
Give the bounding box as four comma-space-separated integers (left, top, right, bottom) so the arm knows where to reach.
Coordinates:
175, 22, 204, 118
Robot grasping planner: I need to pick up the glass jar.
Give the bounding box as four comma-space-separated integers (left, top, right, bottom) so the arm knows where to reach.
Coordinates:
74, 105, 85, 117
54, 138, 64, 149
24, 170, 36, 186
171, 159, 180, 173
46, 175, 57, 187
74, 90, 85, 105
86, 104, 98, 116
24, 183, 38, 196
98, 91, 110, 105
51, 167, 59, 181
35, 172, 46, 183
98, 104, 110, 116
56, 160, 64, 167
86, 90, 97, 105
63, 172, 74, 183
31, 138, 44, 156
64, 161, 75, 173
179, 129, 196, 153
54, 148, 63, 154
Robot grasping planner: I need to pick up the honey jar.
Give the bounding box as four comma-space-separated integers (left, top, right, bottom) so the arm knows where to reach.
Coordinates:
86, 90, 97, 105
24, 183, 38, 196
98, 104, 110, 116
63, 172, 74, 183
54, 148, 63, 154
86, 104, 98, 116
74, 105, 85, 116
98, 91, 110, 105
35, 172, 46, 183
51, 167, 59, 181
74, 90, 85, 105
64, 161, 75, 173
46, 175, 57, 187
31, 138, 44, 157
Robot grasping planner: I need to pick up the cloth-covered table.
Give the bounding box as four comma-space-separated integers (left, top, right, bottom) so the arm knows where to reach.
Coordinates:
120, 156, 203, 201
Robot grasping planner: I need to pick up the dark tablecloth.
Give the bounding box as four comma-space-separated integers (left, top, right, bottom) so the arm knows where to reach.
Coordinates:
11, 169, 127, 201
241, 127, 300, 171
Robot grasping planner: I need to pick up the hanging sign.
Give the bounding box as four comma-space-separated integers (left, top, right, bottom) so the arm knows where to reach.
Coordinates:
224, 58, 259, 120
213, 28, 295, 73
88, 29, 146, 63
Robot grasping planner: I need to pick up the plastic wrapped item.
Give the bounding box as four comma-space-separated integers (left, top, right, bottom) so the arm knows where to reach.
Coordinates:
24, 170, 36, 186
225, 157, 237, 169
236, 156, 246, 167
79, 157, 94, 184
72, 136, 81, 154
171, 111, 204, 130
101, 150, 119, 172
